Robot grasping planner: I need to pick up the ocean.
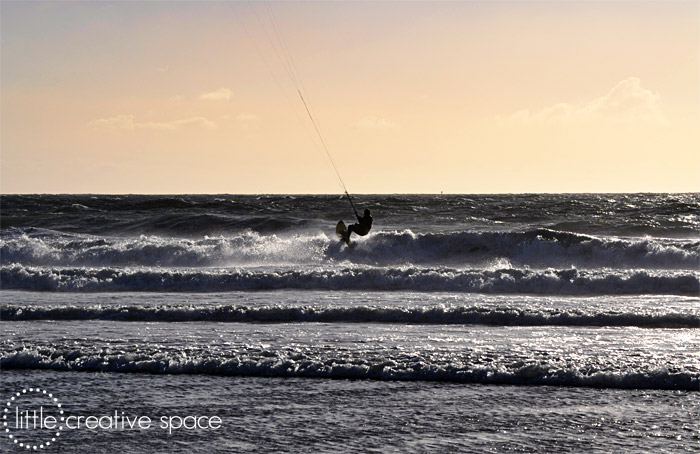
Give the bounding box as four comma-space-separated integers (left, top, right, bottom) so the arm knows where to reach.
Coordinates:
1, 193, 698, 452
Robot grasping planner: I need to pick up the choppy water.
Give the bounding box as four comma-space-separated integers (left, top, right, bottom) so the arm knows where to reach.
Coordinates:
1, 194, 698, 452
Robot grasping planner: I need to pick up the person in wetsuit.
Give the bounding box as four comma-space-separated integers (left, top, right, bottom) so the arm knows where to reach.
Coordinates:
343, 208, 373, 244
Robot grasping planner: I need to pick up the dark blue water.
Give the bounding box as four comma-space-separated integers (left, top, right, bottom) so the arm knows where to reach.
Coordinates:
2, 193, 698, 237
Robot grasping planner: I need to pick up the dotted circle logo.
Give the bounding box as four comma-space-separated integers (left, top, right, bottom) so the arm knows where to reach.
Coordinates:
3, 388, 63, 450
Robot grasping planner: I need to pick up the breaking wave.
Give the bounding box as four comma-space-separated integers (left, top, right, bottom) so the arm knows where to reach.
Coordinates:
1, 264, 697, 295
2, 228, 698, 269
2, 348, 696, 391
2, 304, 697, 328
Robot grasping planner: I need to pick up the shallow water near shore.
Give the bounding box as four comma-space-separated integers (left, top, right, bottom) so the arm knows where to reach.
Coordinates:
2, 370, 698, 453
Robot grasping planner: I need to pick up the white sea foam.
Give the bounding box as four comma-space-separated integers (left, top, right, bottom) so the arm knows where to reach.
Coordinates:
1, 228, 697, 269
2, 304, 697, 328
2, 347, 696, 391
1, 264, 697, 295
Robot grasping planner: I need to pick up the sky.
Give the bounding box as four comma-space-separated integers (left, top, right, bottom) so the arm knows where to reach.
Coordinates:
1, 0, 698, 194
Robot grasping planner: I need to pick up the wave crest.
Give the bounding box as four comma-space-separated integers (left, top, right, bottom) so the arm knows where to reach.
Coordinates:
2, 228, 698, 269
3, 304, 697, 328
2, 348, 696, 391
2, 264, 697, 295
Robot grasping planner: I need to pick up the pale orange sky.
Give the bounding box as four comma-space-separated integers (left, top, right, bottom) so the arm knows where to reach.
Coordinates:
1, 1, 698, 194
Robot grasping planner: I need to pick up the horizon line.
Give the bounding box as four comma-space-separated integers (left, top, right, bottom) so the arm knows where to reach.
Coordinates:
2, 191, 698, 196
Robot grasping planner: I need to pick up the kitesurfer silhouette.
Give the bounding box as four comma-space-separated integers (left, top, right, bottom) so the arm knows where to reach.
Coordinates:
343, 208, 372, 244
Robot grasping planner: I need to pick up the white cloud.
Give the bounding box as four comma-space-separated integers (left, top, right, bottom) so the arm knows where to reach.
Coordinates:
88, 115, 135, 133
136, 117, 216, 131
89, 115, 216, 132
357, 116, 397, 130
508, 77, 666, 124
169, 95, 184, 102
198, 88, 233, 101
235, 113, 259, 121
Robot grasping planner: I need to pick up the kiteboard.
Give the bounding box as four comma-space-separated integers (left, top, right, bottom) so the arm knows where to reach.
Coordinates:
336, 220, 349, 244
